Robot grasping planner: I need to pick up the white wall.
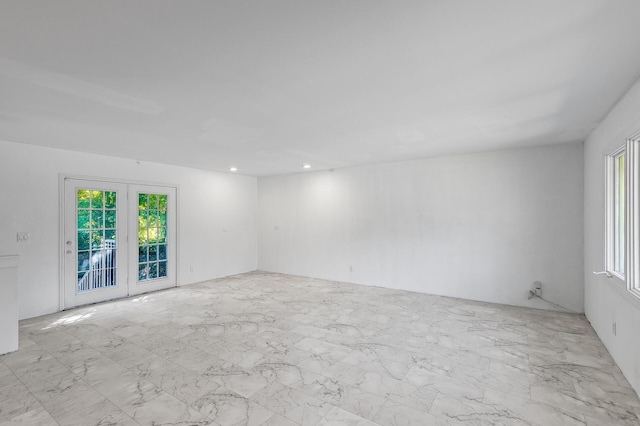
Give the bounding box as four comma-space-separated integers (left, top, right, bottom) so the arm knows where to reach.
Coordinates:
258, 143, 584, 312
0, 140, 257, 320
0, 255, 19, 354
584, 78, 640, 394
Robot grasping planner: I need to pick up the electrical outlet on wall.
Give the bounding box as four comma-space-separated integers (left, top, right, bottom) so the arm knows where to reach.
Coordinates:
534, 281, 542, 297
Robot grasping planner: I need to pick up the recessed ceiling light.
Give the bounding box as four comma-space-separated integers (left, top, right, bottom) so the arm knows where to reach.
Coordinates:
303, 164, 311, 169
229, 167, 237, 172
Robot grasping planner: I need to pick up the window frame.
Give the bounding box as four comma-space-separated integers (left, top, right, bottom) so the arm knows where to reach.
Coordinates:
626, 135, 639, 297
606, 135, 640, 298
606, 145, 626, 281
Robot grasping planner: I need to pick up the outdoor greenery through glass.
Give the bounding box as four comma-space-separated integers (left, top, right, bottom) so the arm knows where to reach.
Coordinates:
138, 193, 168, 281
77, 190, 117, 291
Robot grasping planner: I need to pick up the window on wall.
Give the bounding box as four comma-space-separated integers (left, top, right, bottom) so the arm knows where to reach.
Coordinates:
609, 148, 626, 278
606, 135, 639, 297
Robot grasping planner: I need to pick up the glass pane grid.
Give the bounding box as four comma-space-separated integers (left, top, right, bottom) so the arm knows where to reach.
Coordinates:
138, 193, 168, 282
77, 189, 117, 292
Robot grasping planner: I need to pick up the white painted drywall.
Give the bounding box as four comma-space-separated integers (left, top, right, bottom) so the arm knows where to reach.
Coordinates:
584, 77, 640, 394
0, 255, 19, 354
0, 140, 257, 320
258, 143, 584, 312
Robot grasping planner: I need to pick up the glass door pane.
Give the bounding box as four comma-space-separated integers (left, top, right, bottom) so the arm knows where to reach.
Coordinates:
64, 179, 128, 309
77, 189, 118, 291
137, 193, 169, 282
128, 184, 177, 296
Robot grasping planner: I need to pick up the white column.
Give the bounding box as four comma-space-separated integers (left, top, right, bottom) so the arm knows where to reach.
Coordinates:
0, 255, 19, 355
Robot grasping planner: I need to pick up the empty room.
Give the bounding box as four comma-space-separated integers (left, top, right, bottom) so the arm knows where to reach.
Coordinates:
2, 1, 640, 425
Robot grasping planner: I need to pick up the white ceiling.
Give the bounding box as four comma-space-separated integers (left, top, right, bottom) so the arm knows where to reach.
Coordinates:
2, 1, 640, 176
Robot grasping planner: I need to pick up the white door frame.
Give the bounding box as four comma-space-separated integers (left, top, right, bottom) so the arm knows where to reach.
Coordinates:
59, 174, 179, 310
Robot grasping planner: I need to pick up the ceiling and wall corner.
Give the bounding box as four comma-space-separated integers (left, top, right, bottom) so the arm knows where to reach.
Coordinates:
1, 1, 640, 176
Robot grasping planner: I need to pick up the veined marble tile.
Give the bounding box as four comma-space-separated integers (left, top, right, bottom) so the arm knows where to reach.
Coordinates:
294, 337, 353, 363
241, 331, 306, 359
299, 375, 385, 421
128, 392, 213, 425
573, 378, 640, 409
260, 413, 299, 426
484, 388, 586, 426
614, 368, 637, 392
354, 370, 437, 412
144, 336, 194, 361
0, 363, 18, 383
87, 314, 138, 332
407, 349, 453, 376
110, 323, 151, 340
63, 323, 125, 349
459, 341, 530, 370
430, 392, 528, 425
144, 361, 221, 404
10, 355, 73, 391
530, 360, 621, 389
403, 367, 485, 403
316, 406, 381, 426
250, 381, 332, 425
54, 399, 138, 426
177, 330, 229, 356
0, 404, 58, 425
4, 271, 638, 426
318, 360, 369, 386
253, 359, 320, 387
282, 347, 338, 374
214, 368, 269, 399
1, 345, 52, 372
341, 344, 410, 380
15, 334, 37, 352
217, 345, 270, 369
27, 330, 83, 353
372, 399, 446, 426
145, 320, 197, 340
0, 382, 41, 423
93, 372, 164, 412
564, 351, 616, 370
528, 364, 579, 393
448, 360, 532, 399
69, 352, 129, 387
191, 387, 276, 425
530, 385, 639, 425
364, 332, 428, 353
37, 378, 107, 420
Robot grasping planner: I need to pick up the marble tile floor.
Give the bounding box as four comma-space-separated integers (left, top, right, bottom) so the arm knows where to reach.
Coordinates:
1, 271, 639, 426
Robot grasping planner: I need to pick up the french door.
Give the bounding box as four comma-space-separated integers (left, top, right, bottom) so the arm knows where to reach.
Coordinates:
63, 178, 176, 309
